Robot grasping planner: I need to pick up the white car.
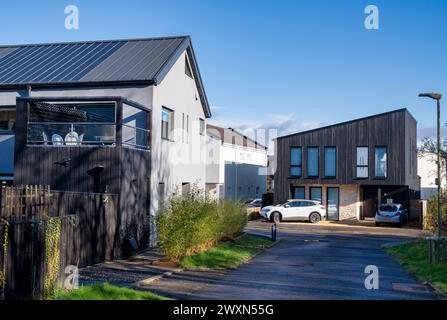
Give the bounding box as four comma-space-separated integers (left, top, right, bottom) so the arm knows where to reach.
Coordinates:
261, 200, 326, 224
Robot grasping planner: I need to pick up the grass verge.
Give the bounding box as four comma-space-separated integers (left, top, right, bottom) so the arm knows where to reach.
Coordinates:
180, 234, 273, 269
386, 240, 447, 295
54, 283, 167, 300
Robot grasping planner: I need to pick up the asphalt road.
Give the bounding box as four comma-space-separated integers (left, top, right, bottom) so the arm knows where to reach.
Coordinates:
148, 221, 436, 300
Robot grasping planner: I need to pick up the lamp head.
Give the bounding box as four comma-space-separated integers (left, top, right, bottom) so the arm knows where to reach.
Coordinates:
419, 93, 442, 100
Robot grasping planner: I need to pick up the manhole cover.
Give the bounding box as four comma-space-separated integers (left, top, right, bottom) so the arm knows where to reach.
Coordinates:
392, 283, 433, 293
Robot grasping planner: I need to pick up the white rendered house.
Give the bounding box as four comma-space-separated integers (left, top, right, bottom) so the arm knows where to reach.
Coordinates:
418, 154, 446, 200
206, 124, 268, 200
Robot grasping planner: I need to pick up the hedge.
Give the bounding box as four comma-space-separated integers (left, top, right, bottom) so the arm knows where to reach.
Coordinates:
156, 188, 247, 261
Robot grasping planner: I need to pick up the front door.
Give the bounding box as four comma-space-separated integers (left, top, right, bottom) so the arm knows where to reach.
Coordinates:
326, 187, 340, 221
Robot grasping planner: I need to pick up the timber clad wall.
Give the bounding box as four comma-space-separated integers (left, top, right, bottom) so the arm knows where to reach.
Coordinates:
275, 109, 419, 204
3, 97, 152, 299
0, 186, 141, 300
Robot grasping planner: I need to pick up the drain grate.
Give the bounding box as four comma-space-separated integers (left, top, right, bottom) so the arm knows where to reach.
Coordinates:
392, 283, 433, 293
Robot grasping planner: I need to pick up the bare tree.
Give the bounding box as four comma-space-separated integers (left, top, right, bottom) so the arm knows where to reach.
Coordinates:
418, 133, 447, 181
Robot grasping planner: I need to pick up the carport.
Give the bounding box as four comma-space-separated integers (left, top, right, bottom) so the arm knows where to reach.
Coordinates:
361, 185, 412, 219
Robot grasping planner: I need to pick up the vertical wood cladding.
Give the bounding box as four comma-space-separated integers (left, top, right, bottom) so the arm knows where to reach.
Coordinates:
275, 109, 418, 203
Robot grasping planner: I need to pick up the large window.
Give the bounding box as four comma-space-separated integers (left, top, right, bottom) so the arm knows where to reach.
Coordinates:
307, 147, 319, 177
161, 107, 173, 140
290, 147, 302, 177
375, 147, 387, 178
310, 187, 322, 203
356, 147, 369, 178
324, 147, 336, 178
291, 186, 305, 199
27, 102, 116, 146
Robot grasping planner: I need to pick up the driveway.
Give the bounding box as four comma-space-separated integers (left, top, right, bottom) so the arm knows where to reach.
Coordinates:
145, 221, 436, 300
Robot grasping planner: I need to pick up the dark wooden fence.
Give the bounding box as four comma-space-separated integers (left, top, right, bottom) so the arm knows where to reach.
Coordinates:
0, 185, 124, 300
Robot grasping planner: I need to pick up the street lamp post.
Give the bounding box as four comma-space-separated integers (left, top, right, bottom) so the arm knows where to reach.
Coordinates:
419, 93, 443, 238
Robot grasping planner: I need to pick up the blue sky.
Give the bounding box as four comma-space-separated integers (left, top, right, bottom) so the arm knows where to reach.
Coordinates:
1, 0, 446, 140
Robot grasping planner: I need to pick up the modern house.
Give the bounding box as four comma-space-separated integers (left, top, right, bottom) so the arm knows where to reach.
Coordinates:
0, 36, 211, 245
418, 154, 445, 200
206, 124, 268, 200
274, 109, 420, 221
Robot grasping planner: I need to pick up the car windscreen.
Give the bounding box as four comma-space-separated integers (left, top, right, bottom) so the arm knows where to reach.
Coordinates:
379, 205, 399, 212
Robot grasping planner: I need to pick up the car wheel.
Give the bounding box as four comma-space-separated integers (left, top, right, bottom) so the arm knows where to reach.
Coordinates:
271, 212, 281, 224
309, 212, 321, 224
375, 222, 380, 227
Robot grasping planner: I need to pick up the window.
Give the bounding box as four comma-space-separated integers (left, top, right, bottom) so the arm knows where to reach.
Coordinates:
290, 147, 302, 177
185, 55, 193, 78
158, 183, 165, 208
0, 108, 16, 132
161, 107, 173, 140
375, 147, 387, 178
356, 147, 368, 178
182, 183, 191, 195
310, 187, 322, 203
247, 154, 252, 161
182, 113, 185, 142
291, 186, 305, 199
307, 147, 319, 177
200, 118, 205, 136
186, 114, 189, 143
324, 147, 336, 178
239, 153, 244, 161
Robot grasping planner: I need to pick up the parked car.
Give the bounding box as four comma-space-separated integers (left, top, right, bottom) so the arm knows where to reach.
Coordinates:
244, 199, 255, 205
261, 200, 326, 224
246, 199, 263, 219
375, 204, 408, 227
246, 199, 263, 208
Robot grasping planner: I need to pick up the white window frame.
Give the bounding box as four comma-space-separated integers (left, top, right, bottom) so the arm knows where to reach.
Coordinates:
161, 107, 173, 141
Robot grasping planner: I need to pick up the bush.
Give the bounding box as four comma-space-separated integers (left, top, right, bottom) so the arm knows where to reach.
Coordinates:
156, 187, 247, 261
426, 193, 447, 233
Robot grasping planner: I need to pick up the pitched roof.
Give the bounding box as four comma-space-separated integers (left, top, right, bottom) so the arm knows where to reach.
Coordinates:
276, 108, 415, 140
0, 36, 211, 117
207, 124, 267, 150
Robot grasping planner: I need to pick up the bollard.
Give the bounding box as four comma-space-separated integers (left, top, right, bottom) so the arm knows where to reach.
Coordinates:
271, 223, 277, 242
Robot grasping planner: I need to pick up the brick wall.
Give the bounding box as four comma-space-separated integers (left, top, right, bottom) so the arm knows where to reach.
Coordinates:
339, 185, 360, 220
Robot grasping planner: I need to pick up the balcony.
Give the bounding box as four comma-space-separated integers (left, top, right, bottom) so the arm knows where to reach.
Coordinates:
20, 97, 151, 150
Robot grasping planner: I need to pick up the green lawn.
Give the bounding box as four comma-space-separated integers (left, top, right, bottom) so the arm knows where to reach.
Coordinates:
180, 234, 273, 269
386, 241, 447, 295
54, 283, 167, 300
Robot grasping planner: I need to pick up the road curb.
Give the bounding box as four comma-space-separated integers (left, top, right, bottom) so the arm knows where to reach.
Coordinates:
135, 234, 279, 289
426, 282, 447, 300
135, 268, 184, 288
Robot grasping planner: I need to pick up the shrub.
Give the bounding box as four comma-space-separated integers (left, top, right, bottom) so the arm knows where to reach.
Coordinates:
218, 199, 247, 241
426, 193, 447, 233
156, 187, 247, 261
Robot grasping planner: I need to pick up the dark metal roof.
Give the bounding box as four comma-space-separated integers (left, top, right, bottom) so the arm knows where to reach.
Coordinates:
276, 108, 414, 140
0, 36, 211, 117
207, 124, 267, 150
